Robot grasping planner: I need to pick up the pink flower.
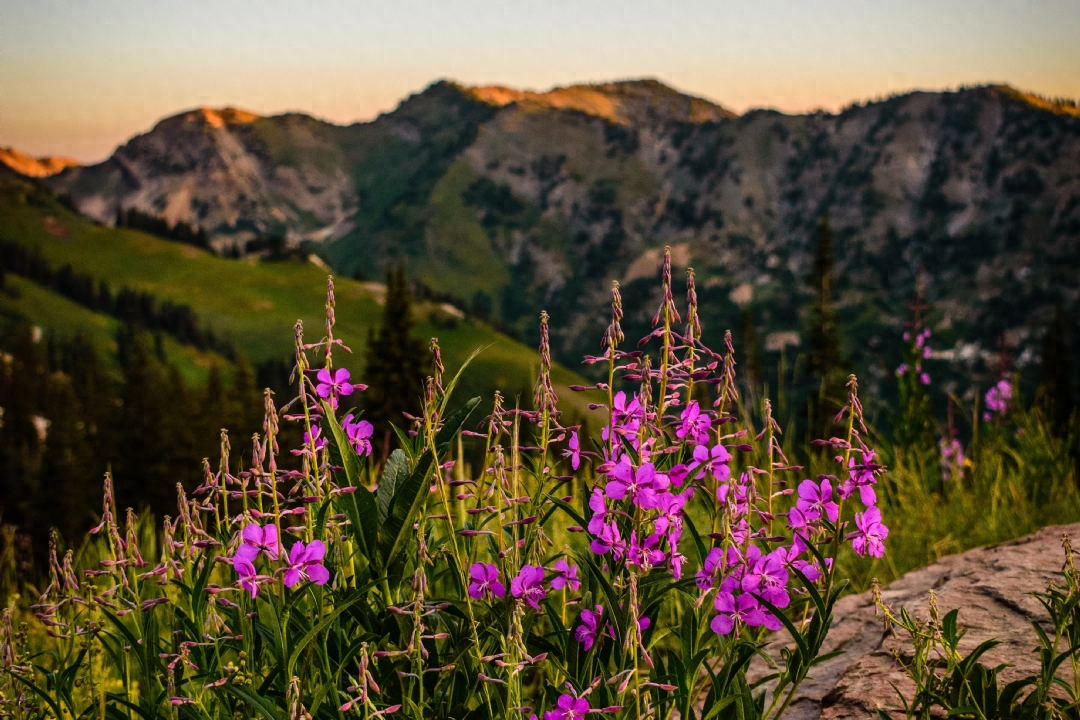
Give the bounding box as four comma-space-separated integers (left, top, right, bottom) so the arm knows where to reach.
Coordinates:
344, 415, 374, 456
606, 459, 668, 509
851, 506, 888, 558
711, 592, 775, 636
316, 367, 354, 400
796, 478, 839, 523
283, 540, 330, 588
510, 565, 546, 609
467, 563, 505, 600
575, 605, 603, 650
676, 401, 711, 445
236, 523, 283, 562
693, 444, 732, 482
563, 432, 581, 470
551, 559, 580, 591
544, 694, 590, 720
741, 552, 790, 609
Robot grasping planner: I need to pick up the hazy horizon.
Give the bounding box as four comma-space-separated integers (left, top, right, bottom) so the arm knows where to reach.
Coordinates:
3, 0, 1078, 163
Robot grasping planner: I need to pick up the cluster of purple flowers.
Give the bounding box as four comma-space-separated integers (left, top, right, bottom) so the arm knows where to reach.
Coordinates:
983, 378, 1013, 421
939, 437, 966, 481
467, 560, 579, 609
231, 523, 329, 598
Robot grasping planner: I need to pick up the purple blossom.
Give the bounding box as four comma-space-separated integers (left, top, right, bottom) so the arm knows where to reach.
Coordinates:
718, 472, 751, 515
711, 592, 774, 635
467, 563, 506, 600
551, 559, 580, 591
668, 463, 689, 487
796, 479, 839, 523
851, 506, 888, 558
575, 605, 603, 650
294, 425, 328, 455
693, 444, 732, 482
627, 532, 665, 569
589, 520, 625, 559
696, 547, 724, 590
896, 363, 908, 376
283, 540, 330, 588
510, 565, 546, 610
652, 491, 689, 539
235, 523, 283, 563
316, 367, 355, 400
920, 372, 931, 386
676, 401, 711, 445
606, 459, 668, 509
741, 552, 791, 609
344, 416, 374, 456
587, 489, 608, 535
544, 694, 590, 720
985, 379, 1012, 416
232, 556, 266, 599
839, 451, 878, 506
563, 431, 581, 470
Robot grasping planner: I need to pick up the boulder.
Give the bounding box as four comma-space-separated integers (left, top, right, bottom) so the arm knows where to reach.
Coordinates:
768, 522, 1080, 720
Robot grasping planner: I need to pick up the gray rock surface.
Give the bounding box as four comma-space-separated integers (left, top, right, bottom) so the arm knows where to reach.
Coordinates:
770, 522, 1080, 720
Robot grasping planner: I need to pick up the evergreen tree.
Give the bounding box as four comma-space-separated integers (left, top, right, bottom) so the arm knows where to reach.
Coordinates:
1039, 304, 1075, 435
363, 267, 425, 460
805, 215, 843, 438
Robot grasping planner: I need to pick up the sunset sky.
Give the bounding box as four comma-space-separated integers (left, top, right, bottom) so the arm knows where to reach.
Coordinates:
2, 0, 1078, 163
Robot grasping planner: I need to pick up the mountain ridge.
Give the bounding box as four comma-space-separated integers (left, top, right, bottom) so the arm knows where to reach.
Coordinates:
23, 78, 1080, 405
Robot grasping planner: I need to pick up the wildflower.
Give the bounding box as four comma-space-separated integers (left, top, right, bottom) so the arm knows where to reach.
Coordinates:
589, 520, 625, 559
652, 490, 688, 538
563, 431, 581, 470
283, 540, 330, 588
696, 547, 724, 590
586, 489, 608, 534
851, 506, 888, 558
627, 532, 665, 569
676, 401, 711, 445
545, 694, 590, 720
796, 478, 839, 522
467, 563, 506, 600
574, 605, 603, 650
896, 363, 908, 376
984, 379, 1012, 419
693, 443, 732, 482
316, 367, 355, 400
606, 459, 668, 509
235, 523, 283, 563
940, 438, 965, 481
551, 560, 580, 591
839, 451, 879, 506
711, 592, 772, 636
344, 416, 374, 456
920, 372, 931, 385
510, 565, 546, 609
741, 552, 790, 608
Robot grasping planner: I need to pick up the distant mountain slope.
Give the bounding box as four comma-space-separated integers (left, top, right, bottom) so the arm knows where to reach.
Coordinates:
36, 80, 1080, 401
0, 172, 594, 418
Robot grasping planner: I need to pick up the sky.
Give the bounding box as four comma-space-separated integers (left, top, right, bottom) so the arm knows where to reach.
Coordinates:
2, 0, 1078, 163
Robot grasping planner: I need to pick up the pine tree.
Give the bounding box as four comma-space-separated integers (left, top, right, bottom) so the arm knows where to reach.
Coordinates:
363, 267, 425, 460
806, 215, 843, 438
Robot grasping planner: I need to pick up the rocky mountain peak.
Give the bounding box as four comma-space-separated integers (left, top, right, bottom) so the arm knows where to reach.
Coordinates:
468, 78, 735, 125
0, 147, 80, 178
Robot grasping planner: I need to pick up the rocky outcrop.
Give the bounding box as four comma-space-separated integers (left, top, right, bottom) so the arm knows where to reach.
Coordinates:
769, 522, 1080, 720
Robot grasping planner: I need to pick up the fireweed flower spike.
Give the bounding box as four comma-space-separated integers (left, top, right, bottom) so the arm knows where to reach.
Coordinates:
283, 540, 330, 588
677, 401, 711, 445
467, 563, 506, 600
316, 367, 354, 404
236, 523, 283, 562
544, 694, 590, 720
851, 506, 889, 558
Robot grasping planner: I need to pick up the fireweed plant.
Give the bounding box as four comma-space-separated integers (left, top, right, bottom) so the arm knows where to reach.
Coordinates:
1, 255, 889, 720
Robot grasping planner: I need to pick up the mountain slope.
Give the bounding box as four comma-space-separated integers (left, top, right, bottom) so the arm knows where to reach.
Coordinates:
0, 172, 594, 417
38, 80, 1080, 402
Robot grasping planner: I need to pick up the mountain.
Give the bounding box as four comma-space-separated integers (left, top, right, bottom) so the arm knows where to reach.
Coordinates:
0, 147, 79, 178
39, 80, 1080, 403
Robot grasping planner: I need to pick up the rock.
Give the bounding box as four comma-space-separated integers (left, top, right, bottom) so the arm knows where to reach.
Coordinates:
768, 522, 1080, 720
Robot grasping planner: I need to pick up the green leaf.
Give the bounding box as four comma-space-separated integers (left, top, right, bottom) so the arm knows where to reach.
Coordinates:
285, 585, 373, 680
323, 402, 380, 563
378, 449, 410, 523
379, 397, 479, 571
218, 683, 288, 720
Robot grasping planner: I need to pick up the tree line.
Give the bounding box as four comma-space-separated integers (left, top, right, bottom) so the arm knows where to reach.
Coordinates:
0, 238, 237, 358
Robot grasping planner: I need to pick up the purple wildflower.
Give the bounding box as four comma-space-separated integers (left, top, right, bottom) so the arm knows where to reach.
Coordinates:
851, 506, 888, 558
575, 605, 603, 650
652, 490, 688, 538
711, 592, 771, 636
984, 379, 1012, 417
283, 540, 330, 588
676, 401, 711, 445
627, 532, 665, 569
839, 451, 878, 506
563, 431, 581, 470
920, 372, 931, 385
544, 694, 590, 720
510, 565, 546, 609
693, 443, 732, 482
551, 559, 580, 591
232, 556, 267, 599
467, 563, 506, 600
344, 416, 374, 456
606, 459, 668, 509
236, 523, 283, 562
316, 367, 354, 400
796, 479, 839, 523
589, 520, 626, 559
741, 552, 791, 608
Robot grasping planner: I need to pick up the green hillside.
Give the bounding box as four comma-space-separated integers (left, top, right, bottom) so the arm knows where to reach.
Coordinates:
0, 174, 597, 419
